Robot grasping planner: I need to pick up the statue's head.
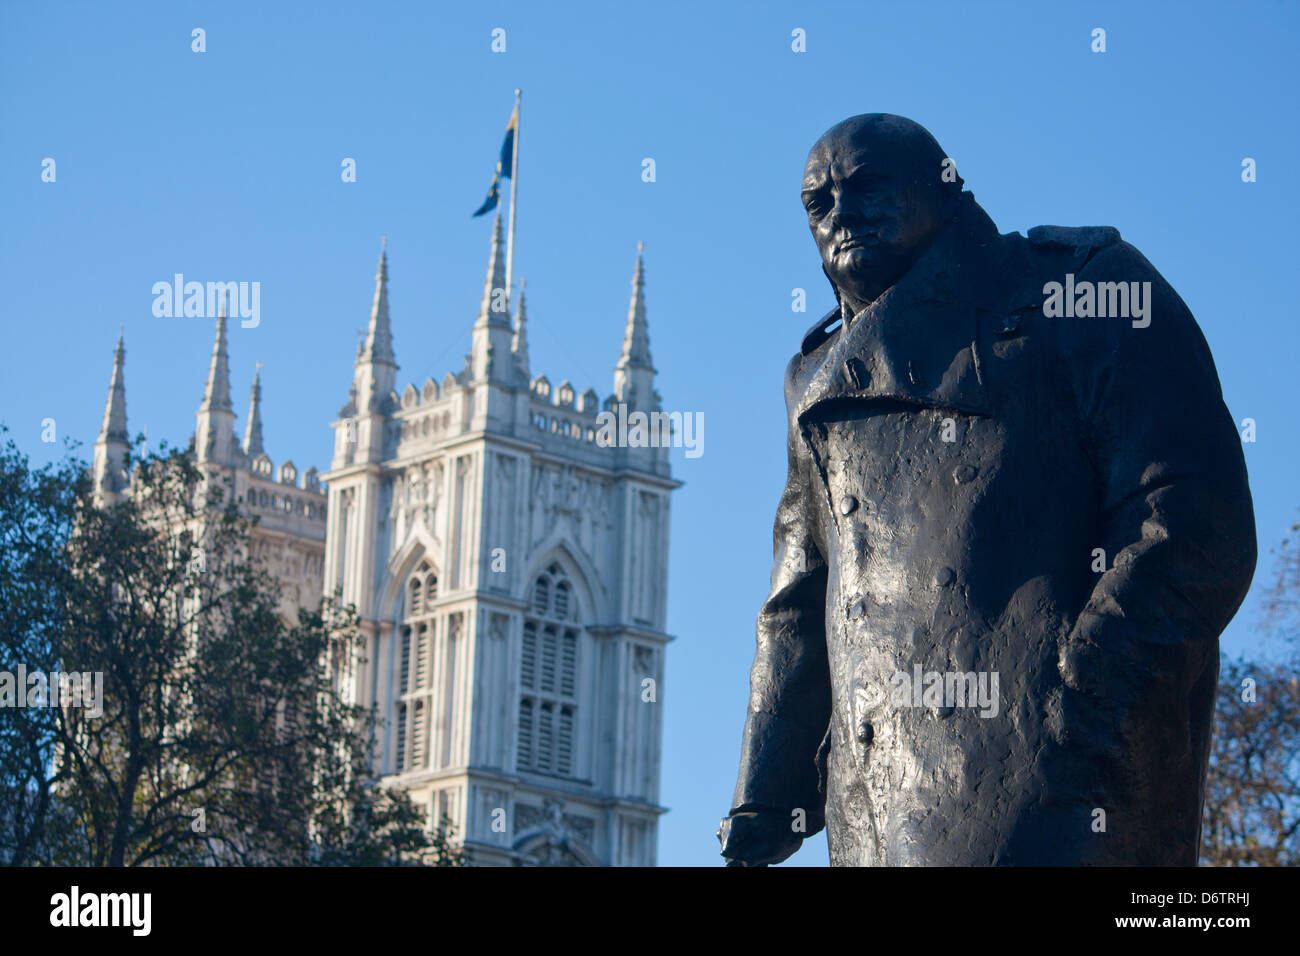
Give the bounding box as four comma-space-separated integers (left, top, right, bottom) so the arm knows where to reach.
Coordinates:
802, 114, 963, 309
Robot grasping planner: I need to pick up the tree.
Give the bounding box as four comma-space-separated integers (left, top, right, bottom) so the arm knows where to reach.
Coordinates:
0, 428, 85, 866
0, 431, 465, 866
1202, 659, 1300, 865
1202, 519, 1300, 866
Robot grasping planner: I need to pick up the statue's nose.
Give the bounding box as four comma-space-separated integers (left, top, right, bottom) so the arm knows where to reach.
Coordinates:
828, 191, 851, 225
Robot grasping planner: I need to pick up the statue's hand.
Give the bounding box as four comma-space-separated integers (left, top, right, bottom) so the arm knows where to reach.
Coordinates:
1058, 634, 1109, 696
1056, 626, 1182, 755
1059, 627, 1154, 701
717, 809, 803, 866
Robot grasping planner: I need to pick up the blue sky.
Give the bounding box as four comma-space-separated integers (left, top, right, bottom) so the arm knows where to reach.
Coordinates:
2, 1, 1297, 867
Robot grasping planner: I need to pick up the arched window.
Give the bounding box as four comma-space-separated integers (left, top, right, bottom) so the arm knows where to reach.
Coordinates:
518, 562, 580, 777
393, 561, 439, 774
554, 580, 571, 620
409, 576, 422, 616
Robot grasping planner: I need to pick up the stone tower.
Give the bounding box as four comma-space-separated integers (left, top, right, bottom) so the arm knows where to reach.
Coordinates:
90, 310, 328, 620
322, 229, 678, 865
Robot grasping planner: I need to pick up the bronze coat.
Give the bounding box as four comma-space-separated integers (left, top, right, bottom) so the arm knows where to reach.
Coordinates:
729, 195, 1256, 865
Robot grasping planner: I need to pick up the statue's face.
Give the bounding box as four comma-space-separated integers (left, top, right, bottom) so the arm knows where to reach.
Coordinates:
803, 129, 946, 308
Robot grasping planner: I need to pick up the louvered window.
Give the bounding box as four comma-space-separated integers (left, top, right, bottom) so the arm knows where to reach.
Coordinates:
537, 703, 555, 769
521, 621, 537, 689
392, 561, 443, 774
557, 706, 574, 774
540, 625, 557, 692
517, 563, 582, 777
518, 698, 534, 768
398, 627, 412, 695
414, 624, 429, 691
395, 703, 407, 771
560, 632, 577, 697
411, 700, 427, 769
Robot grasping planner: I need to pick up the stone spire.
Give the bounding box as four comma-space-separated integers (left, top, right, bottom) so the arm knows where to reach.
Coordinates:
511, 278, 530, 379
195, 305, 237, 463
200, 304, 234, 414
92, 328, 129, 499
351, 240, 399, 416
100, 328, 128, 443
470, 214, 515, 382
243, 362, 264, 457
614, 242, 656, 408
361, 237, 396, 368
476, 214, 510, 329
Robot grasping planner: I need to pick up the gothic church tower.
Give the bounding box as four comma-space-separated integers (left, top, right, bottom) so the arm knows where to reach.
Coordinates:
322, 228, 677, 866
91, 307, 328, 621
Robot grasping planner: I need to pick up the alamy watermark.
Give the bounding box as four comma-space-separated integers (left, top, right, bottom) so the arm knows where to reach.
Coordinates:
889, 665, 1000, 718
152, 275, 260, 328
50, 886, 150, 936
0, 665, 104, 718
595, 403, 703, 458
1042, 274, 1151, 328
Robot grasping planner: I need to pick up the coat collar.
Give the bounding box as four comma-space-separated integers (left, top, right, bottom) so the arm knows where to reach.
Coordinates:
796, 195, 1003, 423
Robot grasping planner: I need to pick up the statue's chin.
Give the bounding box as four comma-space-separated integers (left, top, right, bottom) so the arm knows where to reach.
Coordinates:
828, 252, 894, 299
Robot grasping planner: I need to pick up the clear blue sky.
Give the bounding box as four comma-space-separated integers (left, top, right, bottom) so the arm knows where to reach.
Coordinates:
2, 1, 1297, 867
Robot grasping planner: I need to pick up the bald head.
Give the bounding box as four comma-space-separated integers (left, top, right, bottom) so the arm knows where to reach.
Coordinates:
802, 114, 962, 313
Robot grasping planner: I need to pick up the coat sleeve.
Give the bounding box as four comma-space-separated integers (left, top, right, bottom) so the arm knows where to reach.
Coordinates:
726, 354, 834, 832
1060, 241, 1256, 711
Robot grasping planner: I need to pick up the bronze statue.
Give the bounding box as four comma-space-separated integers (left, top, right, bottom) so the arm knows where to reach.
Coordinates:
718, 114, 1256, 866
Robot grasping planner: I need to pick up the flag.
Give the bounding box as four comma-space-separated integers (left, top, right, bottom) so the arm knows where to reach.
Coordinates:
472, 104, 518, 217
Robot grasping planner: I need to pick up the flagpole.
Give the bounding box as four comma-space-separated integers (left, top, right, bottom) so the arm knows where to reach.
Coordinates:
505, 89, 520, 310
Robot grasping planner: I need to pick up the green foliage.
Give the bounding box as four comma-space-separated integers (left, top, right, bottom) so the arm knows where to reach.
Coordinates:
0, 427, 87, 866
0, 431, 464, 866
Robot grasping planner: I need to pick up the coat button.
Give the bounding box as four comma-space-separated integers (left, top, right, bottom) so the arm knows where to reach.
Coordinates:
856, 720, 874, 745
839, 495, 858, 516
953, 464, 978, 484
848, 598, 867, 620
935, 567, 956, 586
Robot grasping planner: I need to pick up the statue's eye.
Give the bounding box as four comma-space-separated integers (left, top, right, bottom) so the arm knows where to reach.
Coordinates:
804, 195, 828, 218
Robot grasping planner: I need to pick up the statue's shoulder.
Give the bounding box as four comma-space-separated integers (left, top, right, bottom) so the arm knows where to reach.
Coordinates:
783, 347, 814, 411
1018, 225, 1132, 288
1025, 224, 1122, 252
798, 306, 842, 358
783, 309, 839, 409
